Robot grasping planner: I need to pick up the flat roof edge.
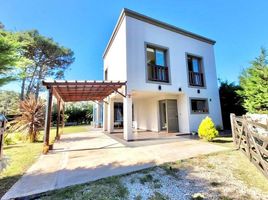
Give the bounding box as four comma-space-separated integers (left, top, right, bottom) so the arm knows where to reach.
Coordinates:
103, 8, 216, 59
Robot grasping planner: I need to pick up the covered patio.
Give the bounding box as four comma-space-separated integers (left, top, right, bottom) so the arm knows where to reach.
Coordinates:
42, 80, 127, 153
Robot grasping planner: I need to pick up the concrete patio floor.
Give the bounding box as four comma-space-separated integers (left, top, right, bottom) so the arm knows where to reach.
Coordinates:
2, 129, 229, 200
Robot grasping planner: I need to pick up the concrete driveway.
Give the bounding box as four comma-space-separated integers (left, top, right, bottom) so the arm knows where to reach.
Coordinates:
2, 129, 228, 200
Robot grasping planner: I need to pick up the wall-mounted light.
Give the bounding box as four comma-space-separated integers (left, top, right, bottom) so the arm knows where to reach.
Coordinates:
178, 87, 182, 92
209, 98, 212, 102
197, 89, 200, 94
158, 85, 162, 91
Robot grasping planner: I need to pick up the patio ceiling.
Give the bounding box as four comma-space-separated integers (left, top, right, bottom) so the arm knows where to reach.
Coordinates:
42, 80, 126, 102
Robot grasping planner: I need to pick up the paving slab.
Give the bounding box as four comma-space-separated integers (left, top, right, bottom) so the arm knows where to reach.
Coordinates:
2, 129, 228, 200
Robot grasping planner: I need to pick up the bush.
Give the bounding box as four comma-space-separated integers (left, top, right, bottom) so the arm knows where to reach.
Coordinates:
198, 116, 218, 141
4, 135, 16, 145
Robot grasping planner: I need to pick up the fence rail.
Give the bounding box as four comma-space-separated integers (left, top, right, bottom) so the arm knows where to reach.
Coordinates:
230, 114, 268, 178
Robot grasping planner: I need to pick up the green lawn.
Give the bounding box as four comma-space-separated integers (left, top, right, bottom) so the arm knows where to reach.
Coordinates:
0, 125, 90, 198
0, 142, 42, 198
39, 125, 90, 144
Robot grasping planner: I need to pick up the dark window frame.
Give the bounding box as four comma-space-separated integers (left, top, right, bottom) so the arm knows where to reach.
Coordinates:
104, 68, 108, 81
186, 53, 206, 88
190, 98, 209, 114
146, 44, 170, 83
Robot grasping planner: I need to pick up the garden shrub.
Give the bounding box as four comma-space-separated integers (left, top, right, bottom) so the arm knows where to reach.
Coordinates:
4, 135, 16, 145
198, 116, 218, 141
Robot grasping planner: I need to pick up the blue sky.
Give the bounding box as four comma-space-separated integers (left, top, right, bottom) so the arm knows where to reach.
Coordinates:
1, 0, 268, 91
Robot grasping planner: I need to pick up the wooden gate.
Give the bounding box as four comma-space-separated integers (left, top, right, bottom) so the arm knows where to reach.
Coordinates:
230, 114, 268, 178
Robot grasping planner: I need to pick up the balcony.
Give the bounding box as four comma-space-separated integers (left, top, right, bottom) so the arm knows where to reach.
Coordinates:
189, 71, 204, 87
148, 64, 169, 83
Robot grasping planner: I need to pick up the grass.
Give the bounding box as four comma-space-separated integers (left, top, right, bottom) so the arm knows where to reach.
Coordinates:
0, 142, 42, 198
0, 125, 90, 198
39, 125, 90, 144
39, 176, 128, 200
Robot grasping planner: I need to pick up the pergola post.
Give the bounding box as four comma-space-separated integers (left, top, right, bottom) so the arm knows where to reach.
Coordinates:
103, 101, 107, 131
43, 87, 53, 154
107, 99, 114, 133
56, 99, 61, 140
123, 94, 133, 141
96, 101, 102, 128
61, 102, 65, 134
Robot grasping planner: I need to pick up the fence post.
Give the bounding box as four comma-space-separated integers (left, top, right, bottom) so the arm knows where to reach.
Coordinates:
0, 114, 7, 159
243, 115, 252, 161
0, 129, 4, 159
230, 113, 236, 147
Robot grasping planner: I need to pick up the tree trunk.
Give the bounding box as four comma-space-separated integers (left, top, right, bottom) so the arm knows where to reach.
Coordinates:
20, 77, 26, 100
29, 126, 35, 143
35, 66, 43, 100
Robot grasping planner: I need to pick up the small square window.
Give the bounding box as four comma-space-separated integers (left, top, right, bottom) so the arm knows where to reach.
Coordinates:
191, 99, 209, 114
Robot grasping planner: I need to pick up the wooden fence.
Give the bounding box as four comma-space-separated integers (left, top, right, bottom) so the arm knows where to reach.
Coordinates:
230, 114, 268, 178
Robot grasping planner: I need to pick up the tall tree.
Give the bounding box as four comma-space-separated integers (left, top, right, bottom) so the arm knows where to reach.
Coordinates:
20, 30, 74, 99
219, 80, 245, 129
0, 29, 21, 86
237, 48, 268, 114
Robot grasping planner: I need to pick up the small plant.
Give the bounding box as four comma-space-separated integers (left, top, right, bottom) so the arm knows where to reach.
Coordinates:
149, 192, 169, 200
135, 195, 142, 200
198, 116, 218, 141
192, 193, 205, 200
139, 174, 153, 184
4, 135, 16, 145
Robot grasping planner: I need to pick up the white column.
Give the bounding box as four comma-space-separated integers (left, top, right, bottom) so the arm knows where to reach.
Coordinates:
107, 100, 114, 133
96, 102, 102, 128
123, 95, 133, 141
102, 102, 107, 131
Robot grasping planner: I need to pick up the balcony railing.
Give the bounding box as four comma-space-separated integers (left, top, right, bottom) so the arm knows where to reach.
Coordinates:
189, 71, 204, 87
148, 64, 169, 83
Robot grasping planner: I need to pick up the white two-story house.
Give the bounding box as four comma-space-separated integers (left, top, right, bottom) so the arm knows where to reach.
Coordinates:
93, 8, 223, 141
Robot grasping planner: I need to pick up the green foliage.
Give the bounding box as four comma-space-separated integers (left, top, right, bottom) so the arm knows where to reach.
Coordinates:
198, 116, 218, 141
4, 135, 16, 145
0, 29, 22, 86
237, 48, 268, 114
0, 90, 20, 115
219, 80, 245, 129
54, 102, 93, 125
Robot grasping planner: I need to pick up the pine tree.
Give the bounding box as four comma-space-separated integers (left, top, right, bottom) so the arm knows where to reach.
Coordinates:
238, 48, 268, 114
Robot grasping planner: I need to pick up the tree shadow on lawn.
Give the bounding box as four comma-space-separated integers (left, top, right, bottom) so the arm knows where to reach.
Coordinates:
3, 144, 25, 150
212, 139, 233, 144
0, 175, 22, 198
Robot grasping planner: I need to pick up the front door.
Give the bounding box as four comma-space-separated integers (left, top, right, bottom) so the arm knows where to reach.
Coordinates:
159, 100, 179, 132
166, 100, 179, 132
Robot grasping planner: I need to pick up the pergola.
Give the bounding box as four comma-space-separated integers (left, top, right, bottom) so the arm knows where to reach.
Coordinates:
42, 80, 126, 153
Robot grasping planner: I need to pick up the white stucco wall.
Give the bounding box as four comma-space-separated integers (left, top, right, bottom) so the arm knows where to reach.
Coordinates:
103, 17, 127, 81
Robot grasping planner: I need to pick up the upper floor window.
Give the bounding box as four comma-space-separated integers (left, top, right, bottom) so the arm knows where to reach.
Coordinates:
146, 46, 169, 83
187, 55, 205, 87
